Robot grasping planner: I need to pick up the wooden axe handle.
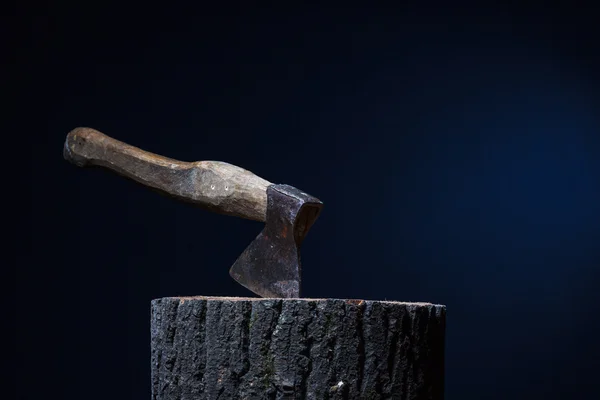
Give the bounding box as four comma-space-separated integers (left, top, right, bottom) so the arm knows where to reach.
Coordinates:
63, 127, 271, 222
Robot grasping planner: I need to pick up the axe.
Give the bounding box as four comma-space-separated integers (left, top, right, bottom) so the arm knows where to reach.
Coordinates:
63, 127, 323, 298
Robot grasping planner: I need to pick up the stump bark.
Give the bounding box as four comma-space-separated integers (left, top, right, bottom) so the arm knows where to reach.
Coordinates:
151, 296, 445, 400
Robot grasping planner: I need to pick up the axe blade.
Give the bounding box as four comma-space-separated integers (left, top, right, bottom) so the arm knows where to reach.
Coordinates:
229, 184, 323, 298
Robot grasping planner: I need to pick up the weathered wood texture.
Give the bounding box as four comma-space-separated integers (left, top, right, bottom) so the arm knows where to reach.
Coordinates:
151, 296, 445, 400
64, 127, 271, 222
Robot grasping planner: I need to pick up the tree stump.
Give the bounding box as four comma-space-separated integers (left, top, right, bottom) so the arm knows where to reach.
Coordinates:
151, 296, 446, 400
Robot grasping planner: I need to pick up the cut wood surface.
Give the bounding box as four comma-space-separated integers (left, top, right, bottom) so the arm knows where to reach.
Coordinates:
151, 296, 446, 400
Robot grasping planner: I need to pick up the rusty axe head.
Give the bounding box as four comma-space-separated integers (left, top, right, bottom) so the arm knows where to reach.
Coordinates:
230, 184, 323, 298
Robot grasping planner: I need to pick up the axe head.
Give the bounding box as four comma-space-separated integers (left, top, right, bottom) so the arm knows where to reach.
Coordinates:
229, 184, 323, 298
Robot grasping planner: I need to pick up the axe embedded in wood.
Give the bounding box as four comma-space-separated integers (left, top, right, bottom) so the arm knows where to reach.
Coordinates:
63, 127, 323, 298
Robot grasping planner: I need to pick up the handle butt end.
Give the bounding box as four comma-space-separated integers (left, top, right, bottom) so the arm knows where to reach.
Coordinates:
63, 127, 93, 167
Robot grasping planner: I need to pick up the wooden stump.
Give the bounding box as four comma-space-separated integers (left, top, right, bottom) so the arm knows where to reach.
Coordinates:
151, 296, 446, 400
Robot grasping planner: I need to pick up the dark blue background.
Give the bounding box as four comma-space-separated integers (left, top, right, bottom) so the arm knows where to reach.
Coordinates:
17, 3, 600, 399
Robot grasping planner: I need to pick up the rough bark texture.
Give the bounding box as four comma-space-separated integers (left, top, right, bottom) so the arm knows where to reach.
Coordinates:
151, 296, 445, 400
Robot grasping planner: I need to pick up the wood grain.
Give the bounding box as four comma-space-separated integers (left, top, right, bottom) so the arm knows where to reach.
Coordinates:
64, 127, 271, 222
